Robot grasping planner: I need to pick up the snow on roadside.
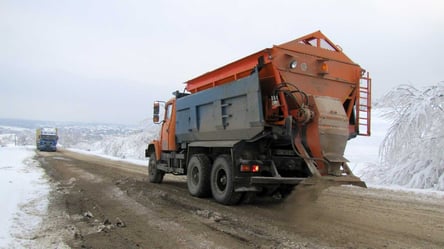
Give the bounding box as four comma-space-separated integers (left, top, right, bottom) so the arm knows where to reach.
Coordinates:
0, 146, 50, 249
67, 148, 148, 166
68, 130, 156, 161
345, 109, 391, 184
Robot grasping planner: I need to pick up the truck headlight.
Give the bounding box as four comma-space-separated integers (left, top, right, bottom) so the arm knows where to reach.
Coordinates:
289, 60, 298, 69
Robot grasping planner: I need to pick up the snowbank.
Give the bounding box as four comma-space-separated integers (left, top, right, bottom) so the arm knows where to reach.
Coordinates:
69, 131, 154, 160
67, 148, 148, 166
0, 146, 50, 248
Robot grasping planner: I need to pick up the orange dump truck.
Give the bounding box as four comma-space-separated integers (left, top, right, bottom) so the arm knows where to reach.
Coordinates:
146, 31, 371, 205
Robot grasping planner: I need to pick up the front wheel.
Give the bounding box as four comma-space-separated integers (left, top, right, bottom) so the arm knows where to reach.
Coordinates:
210, 154, 242, 205
148, 152, 164, 183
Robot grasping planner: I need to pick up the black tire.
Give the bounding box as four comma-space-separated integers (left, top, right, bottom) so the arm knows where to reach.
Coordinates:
187, 154, 212, 197
148, 152, 164, 183
210, 154, 242, 205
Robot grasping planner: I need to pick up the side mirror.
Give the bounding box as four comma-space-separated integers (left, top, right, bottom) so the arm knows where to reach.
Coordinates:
153, 102, 160, 123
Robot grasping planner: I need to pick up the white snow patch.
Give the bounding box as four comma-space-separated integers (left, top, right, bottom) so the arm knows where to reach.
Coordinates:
67, 129, 157, 161
0, 146, 50, 248
345, 109, 392, 185
67, 148, 148, 167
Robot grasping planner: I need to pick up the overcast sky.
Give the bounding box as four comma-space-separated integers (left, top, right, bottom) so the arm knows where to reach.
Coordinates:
1, 0, 443, 125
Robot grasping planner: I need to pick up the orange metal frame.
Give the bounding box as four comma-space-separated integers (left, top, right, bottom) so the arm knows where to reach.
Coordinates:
186, 50, 272, 93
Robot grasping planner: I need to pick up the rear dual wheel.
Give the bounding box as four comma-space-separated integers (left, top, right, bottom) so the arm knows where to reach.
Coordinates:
187, 154, 212, 197
211, 154, 242, 205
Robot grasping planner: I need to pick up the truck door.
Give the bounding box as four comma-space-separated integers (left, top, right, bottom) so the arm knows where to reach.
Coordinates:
161, 101, 176, 151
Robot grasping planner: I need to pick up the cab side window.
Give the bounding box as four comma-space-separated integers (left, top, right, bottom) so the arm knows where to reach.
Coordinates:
166, 104, 173, 120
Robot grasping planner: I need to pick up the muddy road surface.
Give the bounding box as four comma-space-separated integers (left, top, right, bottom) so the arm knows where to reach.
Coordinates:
35, 149, 444, 249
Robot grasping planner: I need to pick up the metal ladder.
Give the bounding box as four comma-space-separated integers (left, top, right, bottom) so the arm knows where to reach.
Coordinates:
357, 72, 372, 136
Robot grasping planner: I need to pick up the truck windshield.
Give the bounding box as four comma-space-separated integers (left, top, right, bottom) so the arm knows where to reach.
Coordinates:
41, 135, 57, 140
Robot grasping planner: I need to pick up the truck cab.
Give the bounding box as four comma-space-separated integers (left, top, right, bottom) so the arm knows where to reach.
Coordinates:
36, 127, 58, 152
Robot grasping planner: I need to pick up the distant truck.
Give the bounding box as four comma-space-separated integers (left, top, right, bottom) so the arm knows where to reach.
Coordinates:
36, 128, 58, 152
